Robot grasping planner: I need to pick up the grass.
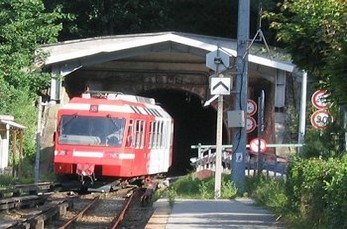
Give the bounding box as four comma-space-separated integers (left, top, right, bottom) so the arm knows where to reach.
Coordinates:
158, 173, 238, 202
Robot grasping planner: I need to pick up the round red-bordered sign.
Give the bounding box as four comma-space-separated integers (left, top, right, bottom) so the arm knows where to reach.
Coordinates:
246, 116, 256, 133
311, 90, 329, 109
310, 110, 333, 129
247, 99, 257, 116
249, 138, 267, 153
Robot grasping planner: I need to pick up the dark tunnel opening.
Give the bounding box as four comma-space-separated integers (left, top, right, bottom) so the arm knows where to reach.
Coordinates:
140, 89, 229, 175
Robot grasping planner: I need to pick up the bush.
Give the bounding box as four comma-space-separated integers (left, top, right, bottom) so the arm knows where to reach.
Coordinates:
286, 156, 347, 228
245, 175, 287, 214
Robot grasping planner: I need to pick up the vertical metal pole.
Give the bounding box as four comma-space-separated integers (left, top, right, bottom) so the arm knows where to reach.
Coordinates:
298, 71, 307, 156
214, 49, 223, 199
231, 0, 250, 193
257, 91, 265, 174
34, 97, 42, 183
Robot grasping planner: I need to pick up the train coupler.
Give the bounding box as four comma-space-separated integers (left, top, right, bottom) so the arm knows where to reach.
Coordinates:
76, 163, 96, 184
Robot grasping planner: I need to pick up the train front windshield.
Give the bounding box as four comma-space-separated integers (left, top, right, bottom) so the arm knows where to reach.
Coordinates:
58, 115, 126, 146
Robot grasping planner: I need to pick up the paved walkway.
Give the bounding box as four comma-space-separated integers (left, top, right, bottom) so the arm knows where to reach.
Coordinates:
146, 198, 284, 229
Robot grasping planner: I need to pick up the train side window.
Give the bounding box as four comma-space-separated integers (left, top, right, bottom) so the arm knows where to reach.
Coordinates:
154, 121, 159, 148
158, 121, 164, 148
149, 121, 154, 149
135, 119, 145, 149
126, 119, 134, 147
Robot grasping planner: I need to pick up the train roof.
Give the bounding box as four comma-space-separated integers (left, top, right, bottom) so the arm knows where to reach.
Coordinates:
60, 92, 172, 119
80, 91, 156, 105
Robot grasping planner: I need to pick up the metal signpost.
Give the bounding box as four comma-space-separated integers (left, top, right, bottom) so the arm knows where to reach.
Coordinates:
257, 91, 265, 174
206, 48, 231, 199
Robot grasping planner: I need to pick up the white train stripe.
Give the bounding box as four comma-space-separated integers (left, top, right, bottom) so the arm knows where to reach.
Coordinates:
73, 151, 104, 158
62, 103, 134, 113
72, 151, 135, 160
63, 103, 90, 110
99, 104, 134, 113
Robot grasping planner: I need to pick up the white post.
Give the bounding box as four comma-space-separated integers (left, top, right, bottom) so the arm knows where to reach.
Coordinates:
298, 71, 307, 155
34, 97, 43, 183
214, 94, 223, 199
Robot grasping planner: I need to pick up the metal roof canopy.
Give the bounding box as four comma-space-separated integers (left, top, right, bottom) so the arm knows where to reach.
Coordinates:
41, 31, 295, 74
0, 115, 26, 130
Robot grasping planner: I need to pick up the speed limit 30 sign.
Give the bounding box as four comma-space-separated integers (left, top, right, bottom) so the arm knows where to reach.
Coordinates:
310, 110, 333, 129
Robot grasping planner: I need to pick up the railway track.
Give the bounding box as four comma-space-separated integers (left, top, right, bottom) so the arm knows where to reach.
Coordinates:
52, 187, 139, 228
0, 182, 56, 198
0, 180, 160, 228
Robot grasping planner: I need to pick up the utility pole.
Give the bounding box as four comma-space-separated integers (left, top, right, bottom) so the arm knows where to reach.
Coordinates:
231, 0, 250, 193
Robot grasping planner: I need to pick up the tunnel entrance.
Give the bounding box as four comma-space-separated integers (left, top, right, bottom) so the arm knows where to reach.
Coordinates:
140, 89, 229, 175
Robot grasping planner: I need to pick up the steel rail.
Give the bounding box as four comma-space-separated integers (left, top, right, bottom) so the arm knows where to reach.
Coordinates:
110, 188, 139, 229
59, 196, 99, 229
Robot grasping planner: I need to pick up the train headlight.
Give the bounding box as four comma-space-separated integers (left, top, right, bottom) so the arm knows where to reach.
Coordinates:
54, 150, 67, 156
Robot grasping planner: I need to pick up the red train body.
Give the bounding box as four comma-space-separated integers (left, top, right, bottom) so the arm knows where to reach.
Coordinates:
53, 91, 174, 182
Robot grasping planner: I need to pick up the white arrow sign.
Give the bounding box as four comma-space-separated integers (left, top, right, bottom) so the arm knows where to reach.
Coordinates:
203, 95, 219, 107
210, 77, 231, 95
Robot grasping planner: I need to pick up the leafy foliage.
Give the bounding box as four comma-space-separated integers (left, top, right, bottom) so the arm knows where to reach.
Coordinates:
0, 0, 62, 159
303, 105, 347, 158
324, 41, 347, 105
265, 0, 347, 104
286, 156, 347, 228
44, 0, 173, 40
245, 175, 288, 214
44, 0, 278, 41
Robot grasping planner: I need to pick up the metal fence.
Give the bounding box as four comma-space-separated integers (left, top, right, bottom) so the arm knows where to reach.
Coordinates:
190, 143, 303, 178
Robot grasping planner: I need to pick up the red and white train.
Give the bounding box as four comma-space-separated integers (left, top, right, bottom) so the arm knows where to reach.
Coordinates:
53, 91, 174, 183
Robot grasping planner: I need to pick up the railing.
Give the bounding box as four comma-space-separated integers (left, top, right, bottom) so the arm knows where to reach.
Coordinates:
190, 143, 303, 178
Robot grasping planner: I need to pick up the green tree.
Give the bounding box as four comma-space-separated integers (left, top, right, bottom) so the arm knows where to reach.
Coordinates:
324, 41, 347, 105
266, 0, 347, 103
0, 0, 62, 159
44, 0, 278, 41
44, 0, 172, 40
